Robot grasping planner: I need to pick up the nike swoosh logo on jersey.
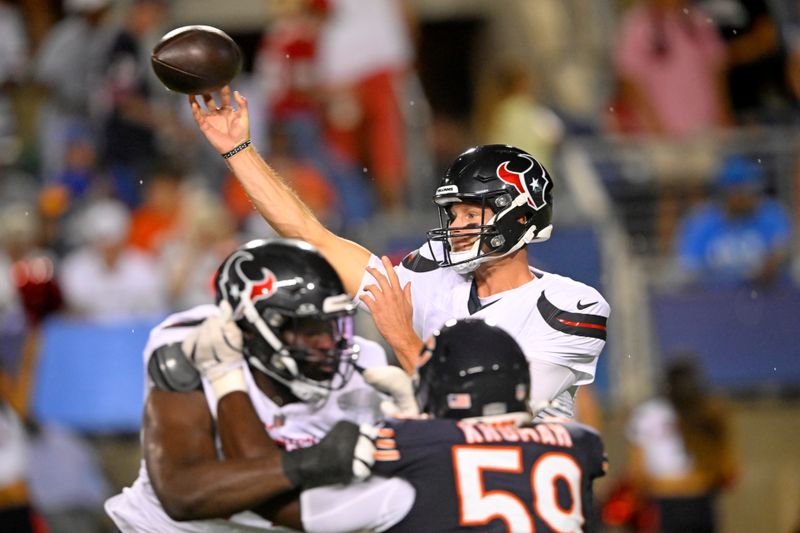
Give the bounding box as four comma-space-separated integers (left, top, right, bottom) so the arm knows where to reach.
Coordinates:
480, 298, 501, 311
576, 300, 597, 311
538, 292, 607, 340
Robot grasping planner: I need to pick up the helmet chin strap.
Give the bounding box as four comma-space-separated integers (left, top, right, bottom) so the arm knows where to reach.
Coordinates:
447, 194, 553, 275
449, 225, 545, 275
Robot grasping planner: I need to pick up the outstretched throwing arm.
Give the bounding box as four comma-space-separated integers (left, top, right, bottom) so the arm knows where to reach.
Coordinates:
189, 86, 371, 296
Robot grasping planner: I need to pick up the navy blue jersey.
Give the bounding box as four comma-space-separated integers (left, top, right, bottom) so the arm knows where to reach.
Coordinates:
373, 418, 606, 533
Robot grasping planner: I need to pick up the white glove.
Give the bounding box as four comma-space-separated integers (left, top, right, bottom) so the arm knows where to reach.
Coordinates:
182, 301, 247, 400
354, 423, 379, 481
362, 366, 420, 417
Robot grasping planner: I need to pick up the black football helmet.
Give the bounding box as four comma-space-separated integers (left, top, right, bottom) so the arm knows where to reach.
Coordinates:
416, 318, 531, 419
426, 144, 554, 274
214, 238, 358, 403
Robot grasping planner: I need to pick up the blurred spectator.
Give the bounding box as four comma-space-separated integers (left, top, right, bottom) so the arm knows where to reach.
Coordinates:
317, 0, 415, 210
256, 0, 328, 147
612, 0, 731, 136
0, 238, 34, 412
50, 126, 103, 203
34, 0, 111, 182
0, 0, 27, 160
0, 284, 40, 532
0, 155, 38, 209
222, 124, 345, 231
0, 252, 25, 378
158, 188, 237, 310
268, 123, 340, 226
221, 172, 256, 229
0, 400, 37, 532
0, 203, 62, 326
2, 269, 109, 533
26, 423, 111, 533
60, 199, 165, 320
38, 126, 109, 245
477, 62, 564, 172
239, 209, 280, 243
254, 0, 375, 226
96, 0, 168, 207
430, 114, 472, 178
127, 161, 183, 255
626, 356, 738, 533
612, 0, 738, 258
696, 0, 794, 123
786, 0, 800, 101
676, 156, 792, 287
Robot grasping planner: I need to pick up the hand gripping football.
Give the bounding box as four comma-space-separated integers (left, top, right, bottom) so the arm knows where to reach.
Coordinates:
151, 25, 242, 94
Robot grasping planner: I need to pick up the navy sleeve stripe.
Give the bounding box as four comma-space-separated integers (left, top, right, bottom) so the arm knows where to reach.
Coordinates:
537, 292, 607, 340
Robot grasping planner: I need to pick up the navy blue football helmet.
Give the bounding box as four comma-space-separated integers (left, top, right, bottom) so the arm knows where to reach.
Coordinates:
416, 318, 531, 419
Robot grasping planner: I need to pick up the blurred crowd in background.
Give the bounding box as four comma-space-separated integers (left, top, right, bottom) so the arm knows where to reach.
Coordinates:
1, 0, 799, 531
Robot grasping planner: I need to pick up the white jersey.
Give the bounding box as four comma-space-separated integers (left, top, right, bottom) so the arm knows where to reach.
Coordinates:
357, 244, 609, 418
105, 304, 388, 533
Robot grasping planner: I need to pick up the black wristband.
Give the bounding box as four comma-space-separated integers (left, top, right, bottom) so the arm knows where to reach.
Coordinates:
221, 139, 252, 159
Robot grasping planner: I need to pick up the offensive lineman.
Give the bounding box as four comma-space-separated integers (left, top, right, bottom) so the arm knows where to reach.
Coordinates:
189, 87, 610, 418
194, 318, 607, 532
104, 238, 392, 532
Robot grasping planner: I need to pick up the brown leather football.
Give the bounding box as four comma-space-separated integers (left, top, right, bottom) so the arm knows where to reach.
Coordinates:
151, 25, 242, 94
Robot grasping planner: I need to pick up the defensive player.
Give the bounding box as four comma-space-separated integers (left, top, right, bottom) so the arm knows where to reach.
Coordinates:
196, 318, 607, 532
104, 238, 391, 532
364, 318, 607, 532
189, 87, 610, 418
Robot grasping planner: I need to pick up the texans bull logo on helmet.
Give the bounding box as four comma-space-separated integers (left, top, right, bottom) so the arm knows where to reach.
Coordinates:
248, 270, 277, 304
496, 154, 550, 211
217, 249, 278, 316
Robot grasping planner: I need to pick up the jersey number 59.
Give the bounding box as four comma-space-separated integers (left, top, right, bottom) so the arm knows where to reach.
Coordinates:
453, 445, 584, 532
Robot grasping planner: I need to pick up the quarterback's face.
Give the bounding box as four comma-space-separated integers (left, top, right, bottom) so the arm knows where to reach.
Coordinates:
448, 203, 492, 251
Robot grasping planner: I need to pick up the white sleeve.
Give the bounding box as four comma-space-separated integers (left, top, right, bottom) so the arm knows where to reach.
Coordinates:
353, 336, 390, 369
354, 254, 380, 313
529, 360, 580, 406
355, 250, 433, 339
301, 477, 415, 533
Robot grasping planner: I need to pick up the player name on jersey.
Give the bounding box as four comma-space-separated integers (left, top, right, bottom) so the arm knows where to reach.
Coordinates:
457, 421, 574, 448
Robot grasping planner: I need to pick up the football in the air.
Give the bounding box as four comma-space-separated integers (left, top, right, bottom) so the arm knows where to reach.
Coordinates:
151, 25, 242, 94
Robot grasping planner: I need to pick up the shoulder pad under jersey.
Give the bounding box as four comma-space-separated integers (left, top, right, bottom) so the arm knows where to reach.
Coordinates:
148, 343, 202, 392
400, 250, 440, 273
